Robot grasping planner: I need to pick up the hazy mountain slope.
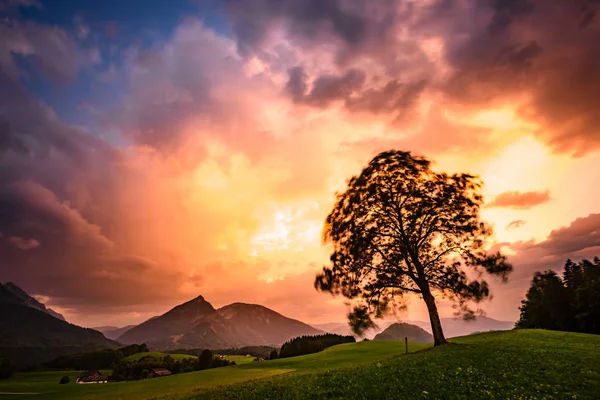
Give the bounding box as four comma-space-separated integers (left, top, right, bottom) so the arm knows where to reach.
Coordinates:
374, 322, 434, 343
311, 321, 396, 339
314, 316, 514, 339
409, 316, 515, 338
0, 282, 66, 321
117, 297, 322, 350
0, 302, 117, 367
93, 325, 137, 340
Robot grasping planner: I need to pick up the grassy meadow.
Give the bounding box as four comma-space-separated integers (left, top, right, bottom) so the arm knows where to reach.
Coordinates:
219, 355, 255, 365
0, 330, 598, 399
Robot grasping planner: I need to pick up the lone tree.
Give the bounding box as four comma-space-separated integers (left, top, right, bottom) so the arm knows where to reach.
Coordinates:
315, 151, 512, 345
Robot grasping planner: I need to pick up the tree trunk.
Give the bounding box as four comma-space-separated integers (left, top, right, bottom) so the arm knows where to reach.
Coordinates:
422, 288, 448, 346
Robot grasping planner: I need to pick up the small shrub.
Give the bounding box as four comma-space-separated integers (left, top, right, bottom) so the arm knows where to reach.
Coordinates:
59, 375, 70, 384
0, 358, 15, 380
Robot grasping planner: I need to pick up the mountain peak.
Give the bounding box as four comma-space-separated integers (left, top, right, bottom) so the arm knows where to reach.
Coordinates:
117, 297, 321, 349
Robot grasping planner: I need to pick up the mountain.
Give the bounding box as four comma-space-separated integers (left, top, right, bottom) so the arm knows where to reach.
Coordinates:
314, 316, 514, 340
409, 316, 515, 338
0, 302, 117, 367
117, 296, 322, 350
311, 321, 396, 339
0, 282, 66, 321
93, 325, 137, 340
373, 323, 434, 343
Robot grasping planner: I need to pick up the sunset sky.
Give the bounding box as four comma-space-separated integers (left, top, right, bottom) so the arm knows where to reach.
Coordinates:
1, 0, 599, 328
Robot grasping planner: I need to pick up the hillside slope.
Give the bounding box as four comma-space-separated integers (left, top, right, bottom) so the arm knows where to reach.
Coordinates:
0, 282, 66, 321
94, 325, 137, 340
117, 297, 321, 350
196, 329, 600, 400
2, 330, 599, 400
0, 303, 117, 367
373, 322, 433, 343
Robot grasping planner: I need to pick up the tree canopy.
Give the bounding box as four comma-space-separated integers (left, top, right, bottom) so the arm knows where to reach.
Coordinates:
516, 258, 600, 334
315, 150, 512, 345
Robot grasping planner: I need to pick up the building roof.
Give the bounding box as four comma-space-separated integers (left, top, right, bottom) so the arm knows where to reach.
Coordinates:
149, 368, 172, 376
77, 370, 109, 382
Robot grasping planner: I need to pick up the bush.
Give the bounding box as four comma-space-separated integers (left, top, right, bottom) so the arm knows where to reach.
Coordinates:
269, 349, 278, 360
0, 358, 15, 379
59, 375, 70, 384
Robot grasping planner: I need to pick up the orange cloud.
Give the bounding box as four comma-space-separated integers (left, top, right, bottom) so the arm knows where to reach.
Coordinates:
487, 190, 551, 209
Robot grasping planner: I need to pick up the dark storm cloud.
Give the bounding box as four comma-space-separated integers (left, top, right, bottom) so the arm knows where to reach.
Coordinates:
346, 79, 428, 117
0, 19, 184, 312
0, 20, 78, 83
285, 66, 426, 117
534, 213, 600, 258
224, 0, 368, 57
441, 0, 600, 154
233, 0, 600, 155
285, 66, 366, 107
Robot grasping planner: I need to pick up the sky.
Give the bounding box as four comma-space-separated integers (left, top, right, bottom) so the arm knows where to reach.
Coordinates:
1, 0, 599, 328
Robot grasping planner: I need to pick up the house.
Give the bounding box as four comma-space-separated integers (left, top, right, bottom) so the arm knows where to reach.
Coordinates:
76, 370, 109, 384
146, 368, 172, 378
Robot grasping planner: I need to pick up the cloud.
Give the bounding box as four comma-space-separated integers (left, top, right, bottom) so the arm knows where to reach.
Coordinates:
440, 0, 600, 155
534, 213, 600, 259
8, 236, 40, 250
2, 1, 600, 328
0, 20, 78, 83
506, 220, 526, 230
485, 212, 600, 320
225, 0, 600, 155
487, 190, 551, 209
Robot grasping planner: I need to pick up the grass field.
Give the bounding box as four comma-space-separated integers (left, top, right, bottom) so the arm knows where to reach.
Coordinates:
0, 340, 425, 399
219, 355, 255, 365
194, 330, 600, 400
124, 352, 197, 362
0, 330, 598, 399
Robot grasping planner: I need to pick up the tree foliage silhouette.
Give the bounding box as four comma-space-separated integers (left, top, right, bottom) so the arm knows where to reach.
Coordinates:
315, 150, 512, 345
517, 258, 600, 334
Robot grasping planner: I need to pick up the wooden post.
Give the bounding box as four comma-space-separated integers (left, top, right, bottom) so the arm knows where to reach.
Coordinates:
405, 336, 408, 354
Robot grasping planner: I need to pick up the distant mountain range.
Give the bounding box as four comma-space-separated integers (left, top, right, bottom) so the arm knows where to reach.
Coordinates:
409, 316, 515, 338
373, 323, 434, 343
312, 316, 514, 339
0, 282, 116, 367
0, 282, 66, 321
117, 296, 322, 350
93, 325, 136, 340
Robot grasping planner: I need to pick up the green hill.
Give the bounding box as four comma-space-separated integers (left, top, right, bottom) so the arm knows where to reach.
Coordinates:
373, 322, 434, 343
0, 330, 598, 399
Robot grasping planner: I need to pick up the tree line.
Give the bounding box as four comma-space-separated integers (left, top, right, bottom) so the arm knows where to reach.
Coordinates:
279, 334, 355, 358
45, 343, 149, 370
516, 258, 600, 334
111, 350, 233, 381
168, 345, 274, 359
